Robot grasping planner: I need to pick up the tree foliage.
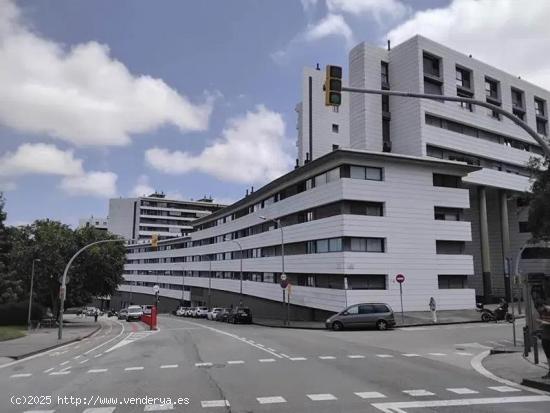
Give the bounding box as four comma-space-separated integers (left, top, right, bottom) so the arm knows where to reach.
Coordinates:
527, 158, 550, 242
0, 193, 23, 304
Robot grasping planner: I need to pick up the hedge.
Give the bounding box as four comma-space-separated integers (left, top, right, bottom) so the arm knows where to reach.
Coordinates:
0, 301, 45, 326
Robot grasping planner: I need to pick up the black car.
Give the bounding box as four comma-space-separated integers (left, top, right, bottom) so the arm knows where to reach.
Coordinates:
227, 307, 252, 324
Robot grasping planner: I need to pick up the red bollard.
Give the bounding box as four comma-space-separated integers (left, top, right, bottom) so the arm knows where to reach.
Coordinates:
151, 305, 158, 330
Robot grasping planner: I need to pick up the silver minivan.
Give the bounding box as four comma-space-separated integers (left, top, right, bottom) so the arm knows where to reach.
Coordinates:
325, 303, 395, 331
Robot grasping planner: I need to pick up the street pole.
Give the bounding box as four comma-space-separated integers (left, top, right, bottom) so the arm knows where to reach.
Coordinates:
58, 238, 125, 340
514, 240, 533, 354
341, 87, 550, 157
208, 256, 212, 308
228, 239, 243, 305
27, 258, 40, 332
181, 264, 185, 305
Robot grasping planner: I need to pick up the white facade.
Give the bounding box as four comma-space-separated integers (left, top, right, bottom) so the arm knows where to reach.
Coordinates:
108, 194, 225, 242
119, 150, 479, 313
78, 216, 108, 231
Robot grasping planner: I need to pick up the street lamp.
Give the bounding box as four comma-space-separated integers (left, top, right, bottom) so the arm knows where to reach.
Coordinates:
259, 216, 288, 325
226, 238, 244, 304
27, 258, 40, 332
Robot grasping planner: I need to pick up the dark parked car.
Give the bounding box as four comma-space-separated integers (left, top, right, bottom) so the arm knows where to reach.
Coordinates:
227, 307, 252, 324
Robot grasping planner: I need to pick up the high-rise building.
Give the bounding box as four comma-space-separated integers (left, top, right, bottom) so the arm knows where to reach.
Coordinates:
78, 216, 108, 232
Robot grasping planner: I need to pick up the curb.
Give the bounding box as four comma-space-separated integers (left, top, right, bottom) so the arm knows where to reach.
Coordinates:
522, 378, 550, 392
253, 319, 489, 330
11, 324, 101, 360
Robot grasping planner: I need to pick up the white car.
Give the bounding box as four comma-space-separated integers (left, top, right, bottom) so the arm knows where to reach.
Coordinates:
195, 307, 209, 318
176, 306, 187, 317
126, 305, 144, 321
142, 305, 153, 315
207, 308, 223, 320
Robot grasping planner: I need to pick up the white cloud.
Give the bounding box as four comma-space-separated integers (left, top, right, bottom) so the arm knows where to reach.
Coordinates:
60, 171, 117, 198
327, 0, 409, 22
301, 0, 319, 12
0, 180, 16, 191
145, 105, 293, 184
0, 143, 83, 176
130, 175, 155, 197
304, 13, 354, 45
386, 0, 550, 89
0, 0, 214, 146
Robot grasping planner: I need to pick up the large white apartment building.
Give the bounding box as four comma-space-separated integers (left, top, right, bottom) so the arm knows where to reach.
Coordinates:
112, 35, 550, 318
108, 193, 225, 242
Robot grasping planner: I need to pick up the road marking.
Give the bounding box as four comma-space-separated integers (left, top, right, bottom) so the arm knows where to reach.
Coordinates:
10, 373, 32, 378
289, 357, 307, 361
201, 400, 230, 407
348, 355, 365, 359
259, 358, 276, 362
256, 343, 264, 347
73, 355, 81, 359
319, 356, 336, 359
267, 348, 276, 351
82, 319, 125, 355
60, 360, 70, 366
104, 331, 156, 353
257, 396, 286, 404
50, 371, 70, 375
402, 353, 420, 357
23, 410, 55, 413
79, 359, 89, 364
60, 365, 71, 372
447, 388, 479, 394
87, 368, 108, 373
125, 366, 144, 371
307, 393, 337, 401
43, 367, 54, 373
403, 389, 435, 396
371, 395, 550, 412
247, 340, 255, 344
455, 352, 473, 356
195, 362, 213, 367
376, 354, 393, 358
74, 345, 80, 349
144, 404, 173, 411
355, 392, 386, 399
489, 386, 521, 393
160, 364, 178, 369
428, 353, 447, 356
82, 408, 116, 413
227, 360, 245, 364
94, 353, 103, 358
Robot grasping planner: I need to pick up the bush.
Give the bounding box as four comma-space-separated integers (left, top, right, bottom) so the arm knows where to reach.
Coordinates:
0, 301, 45, 326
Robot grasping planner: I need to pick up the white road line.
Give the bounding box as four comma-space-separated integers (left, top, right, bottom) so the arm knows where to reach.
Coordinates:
94, 353, 103, 358
227, 360, 245, 364
60, 360, 70, 366
23, 410, 55, 413
489, 386, 522, 393
428, 353, 447, 356
43, 367, 54, 373
371, 395, 550, 412
403, 389, 435, 396
79, 359, 89, 364
82, 408, 116, 413
87, 368, 108, 373
376, 354, 393, 358
307, 393, 337, 401
402, 353, 420, 357
455, 352, 473, 356
289, 357, 307, 361
257, 396, 286, 404
256, 343, 264, 347
60, 365, 71, 372
201, 400, 230, 407
355, 391, 387, 399
248, 340, 255, 344
73, 355, 81, 359
267, 348, 276, 351
259, 358, 276, 362
348, 355, 365, 359
83, 319, 126, 355
49, 371, 70, 375
125, 366, 144, 371
447, 388, 479, 395
319, 356, 336, 360
144, 404, 173, 411
10, 373, 32, 378
160, 364, 178, 369
195, 362, 213, 367
280, 353, 290, 358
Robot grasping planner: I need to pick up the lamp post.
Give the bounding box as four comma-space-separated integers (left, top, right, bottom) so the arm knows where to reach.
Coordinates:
227, 239, 244, 304
27, 258, 40, 332
208, 255, 212, 308
259, 216, 287, 325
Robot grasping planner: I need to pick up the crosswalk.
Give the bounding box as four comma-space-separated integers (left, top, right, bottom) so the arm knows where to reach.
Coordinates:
18, 385, 535, 412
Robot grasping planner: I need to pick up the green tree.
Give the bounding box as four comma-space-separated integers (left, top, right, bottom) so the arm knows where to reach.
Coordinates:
0, 193, 23, 304
527, 158, 550, 242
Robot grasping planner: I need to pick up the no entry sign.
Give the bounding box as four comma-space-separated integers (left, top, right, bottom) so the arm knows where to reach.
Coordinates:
395, 273, 405, 283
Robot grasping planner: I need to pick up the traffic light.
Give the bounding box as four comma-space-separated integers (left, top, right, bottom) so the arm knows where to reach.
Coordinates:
151, 233, 158, 248
325, 65, 342, 107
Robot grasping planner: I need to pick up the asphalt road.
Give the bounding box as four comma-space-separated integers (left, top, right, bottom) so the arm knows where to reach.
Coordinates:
1, 315, 549, 412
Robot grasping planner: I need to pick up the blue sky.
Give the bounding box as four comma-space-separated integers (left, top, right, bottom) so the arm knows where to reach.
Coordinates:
1, 0, 548, 227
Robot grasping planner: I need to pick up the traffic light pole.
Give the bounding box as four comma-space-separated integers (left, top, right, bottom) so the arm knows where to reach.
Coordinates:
340, 86, 550, 157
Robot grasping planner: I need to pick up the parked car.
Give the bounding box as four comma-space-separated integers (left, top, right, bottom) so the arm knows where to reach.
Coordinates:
207, 308, 223, 320
325, 303, 395, 331
176, 306, 187, 317
185, 307, 196, 317
126, 305, 144, 321
217, 308, 232, 322
195, 307, 209, 318
227, 307, 252, 324
117, 308, 128, 320
142, 305, 153, 315
107, 309, 117, 318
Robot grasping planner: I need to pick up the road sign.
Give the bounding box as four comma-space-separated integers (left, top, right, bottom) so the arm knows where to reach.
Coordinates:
153, 284, 160, 293
59, 286, 66, 300
58, 275, 70, 285
395, 273, 405, 283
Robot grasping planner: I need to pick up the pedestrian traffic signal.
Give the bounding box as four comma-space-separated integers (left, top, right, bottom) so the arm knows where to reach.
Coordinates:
325, 65, 342, 107
151, 233, 158, 248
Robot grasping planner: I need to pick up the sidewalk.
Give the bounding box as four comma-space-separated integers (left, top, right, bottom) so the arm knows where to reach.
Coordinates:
0, 314, 101, 361
254, 306, 519, 329
483, 349, 550, 392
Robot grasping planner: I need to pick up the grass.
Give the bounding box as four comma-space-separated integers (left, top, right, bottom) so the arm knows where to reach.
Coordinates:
0, 325, 27, 341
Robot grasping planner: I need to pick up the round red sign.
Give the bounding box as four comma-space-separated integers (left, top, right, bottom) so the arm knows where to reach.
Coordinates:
395, 274, 405, 283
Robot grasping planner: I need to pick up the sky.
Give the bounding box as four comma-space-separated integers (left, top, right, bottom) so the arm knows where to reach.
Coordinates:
2, 0, 550, 227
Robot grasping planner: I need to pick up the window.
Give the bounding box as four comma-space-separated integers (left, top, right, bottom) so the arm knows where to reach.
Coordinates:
456, 66, 471, 89
382, 95, 390, 113
326, 168, 340, 183
457, 89, 473, 111
332, 123, 339, 133
348, 166, 383, 181
381, 61, 389, 85
365, 202, 384, 216
436, 240, 465, 254
423, 53, 441, 77
433, 173, 460, 188
348, 275, 387, 290
537, 118, 548, 136
346, 305, 359, 315
328, 238, 342, 252
358, 304, 375, 314
522, 247, 550, 259
438, 275, 467, 289
511, 88, 524, 109
366, 167, 383, 181
434, 207, 462, 221
373, 303, 390, 312
350, 165, 365, 179
366, 238, 385, 252
316, 239, 329, 253
382, 118, 390, 146
485, 77, 499, 100
314, 172, 327, 187
424, 78, 442, 95
535, 97, 546, 117
519, 221, 530, 233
